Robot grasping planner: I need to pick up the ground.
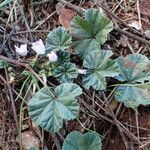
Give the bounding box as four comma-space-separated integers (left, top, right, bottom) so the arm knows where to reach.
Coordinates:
0, 0, 150, 150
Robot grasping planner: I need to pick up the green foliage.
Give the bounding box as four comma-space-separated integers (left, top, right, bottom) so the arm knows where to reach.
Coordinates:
29, 147, 39, 150
28, 83, 82, 132
0, 60, 9, 68
27, 7, 150, 150
82, 50, 120, 90
71, 9, 113, 58
62, 131, 101, 150
45, 27, 72, 53
114, 54, 150, 108
37, 51, 71, 78
39, 61, 54, 77
57, 50, 70, 64
53, 62, 78, 83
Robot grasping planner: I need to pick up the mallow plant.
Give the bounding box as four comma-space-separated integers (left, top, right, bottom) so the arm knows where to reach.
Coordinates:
114, 54, 150, 108
26, 8, 150, 149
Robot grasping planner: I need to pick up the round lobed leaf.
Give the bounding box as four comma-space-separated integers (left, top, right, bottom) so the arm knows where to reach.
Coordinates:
62, 131, 102, 150
115, 84, 150, 108
45, 27, 72, 53
82, 50, 120, 90
114, 54, 150, 108
71, 8, 113, 58
53, 62, 78, 83
28, 83, 82, 132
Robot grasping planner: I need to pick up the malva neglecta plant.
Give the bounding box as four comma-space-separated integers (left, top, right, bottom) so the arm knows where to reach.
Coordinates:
26, 9, 150, 149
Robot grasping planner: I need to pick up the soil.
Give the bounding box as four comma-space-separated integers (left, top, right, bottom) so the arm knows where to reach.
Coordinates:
0, 88, 18, 149
104, 107, 150, 150
140, 0, 150, 18
0, 0, 150, 150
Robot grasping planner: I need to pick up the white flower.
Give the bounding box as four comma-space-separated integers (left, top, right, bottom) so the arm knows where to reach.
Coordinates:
47, 51, 58, 62
77, 69, 87, 74
31, 39, 45, 55
128, 21, 141, 30
14, 44, 28, 56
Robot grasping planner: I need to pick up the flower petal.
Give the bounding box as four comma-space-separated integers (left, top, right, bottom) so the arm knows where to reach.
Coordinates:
47, 51, 58, 62
14, 44, 28, 56
32, 39, 45, 55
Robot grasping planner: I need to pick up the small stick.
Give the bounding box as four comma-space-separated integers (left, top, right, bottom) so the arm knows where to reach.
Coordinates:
52, 133, 61, 150
34, 11, 56, 30
115, 28, 150, 46
135, 111, 140, 141
79, 95, 143, 146
0, 55, 45, 85
78, 97, 113, 123
32, 0, 52, 5
102, 92, 129, 150
136, 0, 143, 33
140, 139, 150, 149
11, 30, 50, 35
57, 0, 85, 14
91, 0, 150, 40
0, 70, 18, 131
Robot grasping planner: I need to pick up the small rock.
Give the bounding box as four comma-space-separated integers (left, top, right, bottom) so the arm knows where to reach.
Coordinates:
21, 131, 40, 150
128, 21, 141, 30
144, 30, 150, 38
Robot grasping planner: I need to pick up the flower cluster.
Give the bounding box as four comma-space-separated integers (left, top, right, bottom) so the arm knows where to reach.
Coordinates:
14, 39, 58, 62
14, 39, 86, 75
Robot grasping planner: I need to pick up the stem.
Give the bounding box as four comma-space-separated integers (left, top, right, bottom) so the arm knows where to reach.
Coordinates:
19, 80, 33, 150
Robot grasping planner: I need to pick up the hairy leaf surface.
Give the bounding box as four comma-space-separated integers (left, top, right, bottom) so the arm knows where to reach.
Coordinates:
71, 9, 113, 58
114, 54, 150, 108
115, 84, 150, 108
28, 83, 82, 132
62, 131, 101, 150
45, 27, 72, 53
83, 50, 119, 90
53, 62, 78, 83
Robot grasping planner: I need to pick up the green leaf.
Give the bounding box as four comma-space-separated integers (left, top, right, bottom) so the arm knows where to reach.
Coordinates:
115, 84, 150, 108
82, 50, 120, 90
71, 9, 113, 58
53, 62, 78, 83
62, 131, 102, 150
0, 60, 9, 68
114, 54, 150, 108
28, 83, 82, 132
29, 147, 39, 150
39, 61, 54, 77
45, 27, 72, 53
115, 54, 150, 82
0, 0, 13, 8
57, 50, 70, 64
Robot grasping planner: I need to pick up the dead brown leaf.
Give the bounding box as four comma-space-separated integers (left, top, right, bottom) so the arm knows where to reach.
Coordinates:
105, 99, 119, 114
59, 9, 76, 29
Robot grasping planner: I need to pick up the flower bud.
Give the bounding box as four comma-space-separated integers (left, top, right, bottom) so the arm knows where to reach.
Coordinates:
47, 51, 58, 62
